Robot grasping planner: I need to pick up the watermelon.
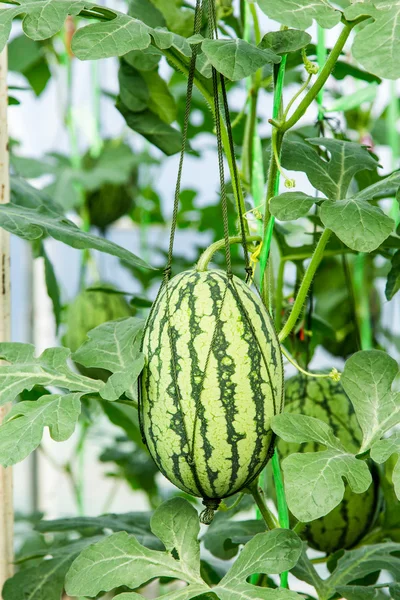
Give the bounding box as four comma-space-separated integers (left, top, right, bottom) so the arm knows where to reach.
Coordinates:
63, 284, 132, 380
279, 376, 379, 554
140, 269, 283, 521
86, 183, 134, 231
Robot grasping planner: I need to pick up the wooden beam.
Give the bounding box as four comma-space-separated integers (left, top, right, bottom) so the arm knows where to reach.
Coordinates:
0, 44, 13, 598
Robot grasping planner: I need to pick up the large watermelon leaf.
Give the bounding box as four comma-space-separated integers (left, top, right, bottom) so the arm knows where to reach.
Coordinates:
344, 2, 400, 80
0, 392, 82, 467
321, 542, 400, 599
276, 140, 396, 252
272, 413, 372, 522
72, 317, 145, 402
65, 497, 303, 599
0, 319, 145, 466
341, 350, 400, 499
2, 536, 104, 600
281, 138, 378, 201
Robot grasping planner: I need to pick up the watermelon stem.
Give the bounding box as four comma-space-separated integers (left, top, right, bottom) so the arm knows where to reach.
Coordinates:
247, 480, 279, 530
281, 347, 340, 381
196, 235, 261, 271
278, 229, 332, 342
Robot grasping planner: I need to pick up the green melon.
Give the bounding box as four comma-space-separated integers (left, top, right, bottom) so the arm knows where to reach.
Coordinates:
64, 284, 132, 380
140, 269, 284, 519
86, 183, 134, 231
279, 376, 379, 554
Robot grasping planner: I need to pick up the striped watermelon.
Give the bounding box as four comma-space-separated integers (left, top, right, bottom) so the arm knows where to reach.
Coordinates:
140, 269, 283, 519
279, 376, 379, 554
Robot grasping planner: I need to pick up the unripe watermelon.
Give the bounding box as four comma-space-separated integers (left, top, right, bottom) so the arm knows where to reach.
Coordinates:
140, 269, 283, 520
86, 183, 134, 231
279, 376, 379, 554
64, 284, 132, 380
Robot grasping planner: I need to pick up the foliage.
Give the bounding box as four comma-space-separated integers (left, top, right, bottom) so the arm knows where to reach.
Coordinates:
2, 0, 400, 599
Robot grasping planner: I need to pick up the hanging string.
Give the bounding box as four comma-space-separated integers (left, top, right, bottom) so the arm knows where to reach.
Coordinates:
208, 0, 251, 280
164, 0, 204, 282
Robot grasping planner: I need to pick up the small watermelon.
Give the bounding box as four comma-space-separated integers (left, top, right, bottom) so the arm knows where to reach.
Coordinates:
278, 376, 379, 554
140, 269, 283, 521
63, 284, 132, 380
82, 140, 138, 231
86, 183, 134, 231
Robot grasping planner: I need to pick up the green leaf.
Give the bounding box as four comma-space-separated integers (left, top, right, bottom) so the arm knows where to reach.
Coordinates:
117, 101, 182, 156
2, 536, 103, 600
0, 343, 102, 407
71, 14, 152, 60
11, 175, 63, 212
324, 542, 400, 596
345, 2, 400, 80
272, 413, 372, 522
66, 497, 302, 600
319, 197, 394, 253
118, 62, 149, 112
8, 34, 42, 72
370, 432, 400, 499
256, 0, 341, 30
341, 350, 400, 453
65, 498, 207, 597
355, 170, 400, 202
0, 202, 151, 269
269, 192, 315, 221
36, 512, 163, 549
129, 0, 166, 29
150, 497, 201, 579
0, 392, 81, 467
124, 46, 162, 71
142, 69, 178, 124
40, 243, 62, 332
281, 138, 378, 200
148, 0, 194, 36
385, 249, 400, 300
72, 317, 145, 401
325, 83, 378, 113
204, 519, 266, 560
259, 29, 312, 55
214, 529, 302, 599
336, 586, 389, 600
201, 38, 280, 81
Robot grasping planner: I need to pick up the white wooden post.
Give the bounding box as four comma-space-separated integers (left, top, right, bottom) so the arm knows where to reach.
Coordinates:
0, 45, 13, 597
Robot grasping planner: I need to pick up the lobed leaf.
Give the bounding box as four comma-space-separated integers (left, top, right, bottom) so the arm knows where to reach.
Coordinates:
341, 350, 400, 453
65, 498, 302, 599
272, 413, 372, 521
0, 392, 81, 467
370, 432, 400, 499
2, 536, 103, 600
72, 317, 145, 401
345, 2, 400, 80
281, 138, 378, 201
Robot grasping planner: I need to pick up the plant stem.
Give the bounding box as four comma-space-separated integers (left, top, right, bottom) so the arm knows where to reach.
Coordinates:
196, 235, 261, 271
271, 451, 290, 588
279, 229, 332, 342
275, 260, 285, 330
280, 22, 356, 133
248, 481, 279, 530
